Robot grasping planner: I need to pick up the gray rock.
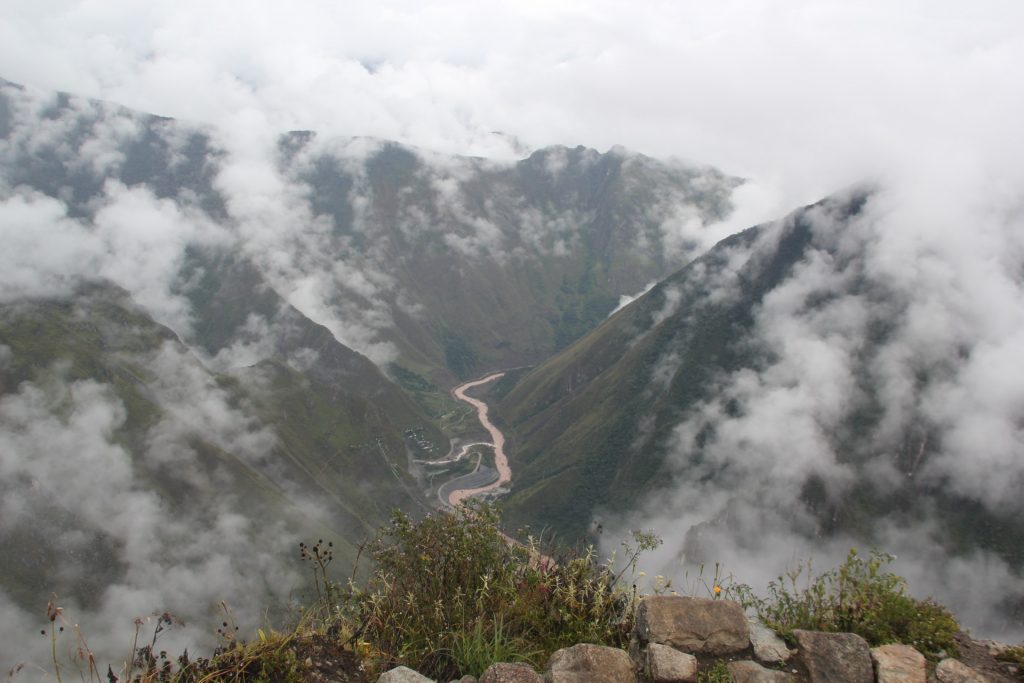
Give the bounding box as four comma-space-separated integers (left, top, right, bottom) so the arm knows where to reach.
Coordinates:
747, 618, 791, 664
634, 596, 750, 656
793, 630, 873, 683
479, 663, 543, 683
727, 660, 796, 683
378, 666, 436, 683
935, 658, 989, 683
871, 643, 926, 683
546, 643, 637, 683
647, 643, 697, 682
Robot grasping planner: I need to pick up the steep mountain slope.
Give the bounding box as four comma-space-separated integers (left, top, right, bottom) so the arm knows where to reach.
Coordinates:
279, 135, 739, 380
0, 284, 435, 653
496, 194, 821, 537
496, 188, 1024, 600
0, 77, 741, 387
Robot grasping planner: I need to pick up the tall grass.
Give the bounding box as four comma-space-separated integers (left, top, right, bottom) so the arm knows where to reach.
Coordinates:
354, 502, 654, 680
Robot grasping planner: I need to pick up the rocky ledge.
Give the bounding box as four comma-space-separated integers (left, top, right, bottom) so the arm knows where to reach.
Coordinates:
376, 596, 1023, 683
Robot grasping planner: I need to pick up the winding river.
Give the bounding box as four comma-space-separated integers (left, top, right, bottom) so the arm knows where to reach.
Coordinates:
444, 372, 511, 506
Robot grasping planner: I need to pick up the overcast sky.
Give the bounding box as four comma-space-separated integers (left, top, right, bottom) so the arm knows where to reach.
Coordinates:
4, 0, 1022, 218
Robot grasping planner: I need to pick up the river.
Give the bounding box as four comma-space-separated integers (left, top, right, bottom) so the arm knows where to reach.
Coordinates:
444, 372, 511, 506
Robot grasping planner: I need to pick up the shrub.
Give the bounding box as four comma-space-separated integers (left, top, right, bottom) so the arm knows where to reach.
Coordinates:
736, 549, 958, 658
354, 502, 653, 680
996, 645, 1024, 668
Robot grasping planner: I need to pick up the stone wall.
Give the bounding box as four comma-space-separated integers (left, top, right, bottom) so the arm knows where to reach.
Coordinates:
376, 596, 1020, 683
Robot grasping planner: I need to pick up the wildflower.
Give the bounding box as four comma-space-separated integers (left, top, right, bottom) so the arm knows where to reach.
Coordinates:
713, 585, 722, 596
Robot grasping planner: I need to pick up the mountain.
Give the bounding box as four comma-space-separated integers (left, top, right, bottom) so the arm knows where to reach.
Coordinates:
277, 134, 739, 381
0, 77, 741, 388
0, 77, 756, 661
0, 283, 440, 638
495, 188, 1024, 631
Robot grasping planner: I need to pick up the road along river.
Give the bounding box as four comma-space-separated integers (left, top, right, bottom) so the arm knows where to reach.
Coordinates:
444, 372, 510, 507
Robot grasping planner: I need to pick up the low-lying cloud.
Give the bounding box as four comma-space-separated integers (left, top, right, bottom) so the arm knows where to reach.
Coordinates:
603, 167, 1024, 640
0, 348, 301, 670
2, 0, 1024, 656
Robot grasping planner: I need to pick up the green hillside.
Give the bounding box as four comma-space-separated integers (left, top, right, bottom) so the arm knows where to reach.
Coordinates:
0, 284, 437, 615
495, 190, 1024, 580
285, 139, 740, 383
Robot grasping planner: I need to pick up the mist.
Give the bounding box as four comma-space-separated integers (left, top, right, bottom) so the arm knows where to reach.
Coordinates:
601, 164, 1024, 641
0, 347, 301, 670
2, 0, 1023, 666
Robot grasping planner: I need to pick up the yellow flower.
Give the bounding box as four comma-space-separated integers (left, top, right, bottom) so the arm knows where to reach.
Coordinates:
713, 585, 722, 595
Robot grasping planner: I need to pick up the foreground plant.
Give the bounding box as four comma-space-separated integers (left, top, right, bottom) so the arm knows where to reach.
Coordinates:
355, 502, 652, 680
735, 549, 958, 658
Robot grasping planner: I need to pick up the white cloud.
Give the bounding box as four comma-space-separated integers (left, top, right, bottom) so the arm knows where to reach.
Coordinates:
3, 0, 1019, 223
0, 183, 229, 336
610, 281, 656, 316
3, 0, 1024, 648
603, 181, 1024, 639
0, 191, 104, 300
0, 352, 300, 670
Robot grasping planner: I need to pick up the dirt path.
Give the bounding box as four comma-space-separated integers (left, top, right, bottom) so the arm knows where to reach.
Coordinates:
445, 372, 509, 506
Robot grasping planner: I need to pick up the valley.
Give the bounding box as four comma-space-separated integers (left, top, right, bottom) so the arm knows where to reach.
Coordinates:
0, 70, 1023, 671
443, 372, 511, 506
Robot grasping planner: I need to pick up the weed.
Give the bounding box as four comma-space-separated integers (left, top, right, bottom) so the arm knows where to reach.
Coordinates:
696, 660, 731, 683
355, 502, 651, 680
299, 540, 337, 607
996, 645, 1024, 668
46, 596, 64, 683
127, 612, 185, 682
734, 549, 958, 658
447, 617, 540, 678
682, 562, 739, 600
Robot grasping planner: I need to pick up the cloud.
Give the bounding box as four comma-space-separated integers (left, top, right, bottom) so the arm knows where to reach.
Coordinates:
3, 0, 1024, 648
0, 183, 229, 337
0, 191, 104, 301
610, 281, 656, 316
602, 177, 1024, 639
0, 347, 301, 670
3, 1, 1021, 218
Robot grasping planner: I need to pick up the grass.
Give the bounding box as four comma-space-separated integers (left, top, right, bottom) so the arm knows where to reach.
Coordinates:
354, 502, 653, 680
446, 617, 541, 678
696, 660, 731, 683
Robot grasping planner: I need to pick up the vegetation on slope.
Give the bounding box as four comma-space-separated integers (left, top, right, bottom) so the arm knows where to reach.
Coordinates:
0, 285, 440, 617
494, 189, 1024, 583
25, 506, 970, 683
